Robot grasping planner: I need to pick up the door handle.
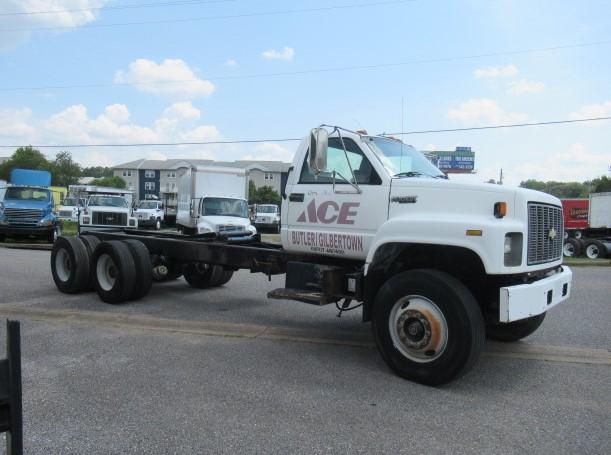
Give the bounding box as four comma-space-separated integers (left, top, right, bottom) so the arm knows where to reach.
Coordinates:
289, 193, 304, 202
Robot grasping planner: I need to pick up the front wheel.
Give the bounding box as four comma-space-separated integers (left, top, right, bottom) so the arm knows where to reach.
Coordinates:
155, 219, 161, 230
486, 313, 546, 342
372, 269, 485, 386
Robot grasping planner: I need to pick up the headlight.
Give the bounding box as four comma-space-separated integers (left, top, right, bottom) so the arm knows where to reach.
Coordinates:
504, 233, 523, 266
129, 219, 136, 226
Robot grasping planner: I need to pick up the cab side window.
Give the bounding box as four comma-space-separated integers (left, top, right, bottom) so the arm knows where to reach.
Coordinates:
299, 138, 381, 185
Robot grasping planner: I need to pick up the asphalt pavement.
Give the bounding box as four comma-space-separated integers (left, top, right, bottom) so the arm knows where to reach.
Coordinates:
0, 248, 609, 454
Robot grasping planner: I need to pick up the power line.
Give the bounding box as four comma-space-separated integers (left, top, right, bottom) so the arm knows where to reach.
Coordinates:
0, 0, 235, 16
0, 0, 415, 32
0, 116, 608, 149
383, 116, 611, 136
1, 39, 609, 92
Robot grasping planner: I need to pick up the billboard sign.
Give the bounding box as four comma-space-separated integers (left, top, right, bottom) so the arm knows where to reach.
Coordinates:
427, 147, 475, 174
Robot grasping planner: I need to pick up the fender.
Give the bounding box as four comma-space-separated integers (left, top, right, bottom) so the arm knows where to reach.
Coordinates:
365, 214, 526, 276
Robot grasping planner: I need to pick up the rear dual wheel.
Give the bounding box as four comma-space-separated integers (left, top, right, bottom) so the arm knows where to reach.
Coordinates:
51, 236, 90, 293
91, 239, 153, 304
584, 240, 608, 259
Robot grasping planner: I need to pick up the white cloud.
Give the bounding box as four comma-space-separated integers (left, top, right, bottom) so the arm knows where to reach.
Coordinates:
570, 101, 611, 120
262, 46, 295, 61
448, 98, 528, 125
507, 78, 545, 95
225, 59, 238, 67
103, 104, 130, 123
114, 58, 215, 99
243, 143, 293, 162
0, 1, 108, 51
473, 64, 518, 79
0, 107, 35, 138
163, 101, 201, 120
511, 143, 610, 183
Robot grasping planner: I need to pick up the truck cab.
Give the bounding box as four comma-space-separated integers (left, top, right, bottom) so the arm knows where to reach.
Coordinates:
180, 196, 256, 237
79, 195, 138, 230
58, 197, 86, 222
0, 169, 61, 243
135, 200, 165, 230
254, 204, 281, 233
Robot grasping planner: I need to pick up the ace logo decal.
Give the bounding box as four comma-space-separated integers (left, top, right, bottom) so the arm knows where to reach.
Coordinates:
296, 200, 360, 225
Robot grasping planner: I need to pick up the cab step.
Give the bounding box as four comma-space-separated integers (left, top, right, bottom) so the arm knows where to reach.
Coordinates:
267, 288, 330, 305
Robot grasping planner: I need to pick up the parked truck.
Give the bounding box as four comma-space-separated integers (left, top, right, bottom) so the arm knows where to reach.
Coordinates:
561, 194, 611, 258
135, 200, 165, 230
254, 204, 281, 233
176, 166, 256, 238
49, 126, 573, 385
0, 169, 61, 243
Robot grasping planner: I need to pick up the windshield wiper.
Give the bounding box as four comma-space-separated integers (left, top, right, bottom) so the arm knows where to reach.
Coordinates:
394, 171, 425, 178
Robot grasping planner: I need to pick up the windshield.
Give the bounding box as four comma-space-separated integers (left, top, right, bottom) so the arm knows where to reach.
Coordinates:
138, 201, 159, 209
62, 198, 79, 206
202, 198, 248, 218
5, 187, 50, 201
258, 205, 278, 214
365, 137, 446, 178
88, 196, 127, 208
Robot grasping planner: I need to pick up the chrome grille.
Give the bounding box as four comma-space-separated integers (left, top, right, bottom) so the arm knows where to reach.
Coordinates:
92, 212, 127, 226
4, 208, 42, 225
218, 224, 245, 233
59, 210, 74, 217
527, 203, 563, 265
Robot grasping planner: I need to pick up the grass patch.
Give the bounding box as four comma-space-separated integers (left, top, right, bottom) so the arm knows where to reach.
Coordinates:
61, 221, 78, 236
564, 257, 611, 267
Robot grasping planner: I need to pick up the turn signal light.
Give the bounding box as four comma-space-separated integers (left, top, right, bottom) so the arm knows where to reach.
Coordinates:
494, 202, 507, 218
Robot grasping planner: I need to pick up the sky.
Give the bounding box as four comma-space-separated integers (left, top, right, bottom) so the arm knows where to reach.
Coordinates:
0, 0, 610, 186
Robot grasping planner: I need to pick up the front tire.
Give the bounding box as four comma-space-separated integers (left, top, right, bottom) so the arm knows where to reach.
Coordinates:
155, 219, 161, 231
372, 269, 485, 386
486, 313, 546, 342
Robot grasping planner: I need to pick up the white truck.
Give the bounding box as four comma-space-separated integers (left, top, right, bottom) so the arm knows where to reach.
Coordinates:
135, 200, 165, 230
254, 204, 281, 233
50, 126, 573, 385
176, 166, 256, 238
79, 194, 138, 230
57, 196, 86, 222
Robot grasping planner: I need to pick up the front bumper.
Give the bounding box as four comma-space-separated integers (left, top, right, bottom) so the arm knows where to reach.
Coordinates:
499, 266, 572, 322
0, 225, 55, 237
137, 219, 158, 227
254, 222, 279, 229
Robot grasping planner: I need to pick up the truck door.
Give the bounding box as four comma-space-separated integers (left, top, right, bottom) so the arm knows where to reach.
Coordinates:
285, 136, 389, 260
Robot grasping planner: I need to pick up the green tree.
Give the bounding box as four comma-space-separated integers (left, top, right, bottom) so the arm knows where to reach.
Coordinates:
248, 180, 257, 204
81, 166, 114, 178
0, 146, 50, 181
51, 151, 82, 188
520, 180, 588, 198
589, 176, 611, 193
252, 185, 281, 205
89, 176, 127, 189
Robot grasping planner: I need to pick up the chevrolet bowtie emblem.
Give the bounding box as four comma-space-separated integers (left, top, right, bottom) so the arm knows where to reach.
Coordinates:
548, 228, 557, 240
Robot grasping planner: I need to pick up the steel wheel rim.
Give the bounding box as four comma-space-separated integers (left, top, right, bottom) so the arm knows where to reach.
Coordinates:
55, 248, 71, 282
97, 253, 117, 291
563, 243, 574, 257
586, 244, 599, 259
388, 295, 448, 363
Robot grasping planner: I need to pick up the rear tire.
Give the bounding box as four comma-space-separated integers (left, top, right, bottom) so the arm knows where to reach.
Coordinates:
51, 236, 90, 293
562, 238, 582, 257
486, 313, 546, 342
92, 241, 136, 304
584, 239, 607, 259
151, 255, 183, 281
372, 269, 485, 386
77, 235, 101, 290
183, 263, 224, 289
123, 240, 153, 300
216, 270, 234, 286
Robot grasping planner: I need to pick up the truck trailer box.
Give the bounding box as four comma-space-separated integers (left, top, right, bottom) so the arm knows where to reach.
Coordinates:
589, 192, 611, 229
561, 199, 589, 230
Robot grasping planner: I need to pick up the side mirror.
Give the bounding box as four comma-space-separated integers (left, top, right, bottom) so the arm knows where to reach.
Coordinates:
309, 128, 328, 174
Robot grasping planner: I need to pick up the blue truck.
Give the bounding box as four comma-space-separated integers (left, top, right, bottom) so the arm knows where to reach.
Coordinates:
0, 169, 61, 243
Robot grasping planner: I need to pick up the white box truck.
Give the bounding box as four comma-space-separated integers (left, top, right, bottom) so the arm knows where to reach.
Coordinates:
176, 166, 256, 238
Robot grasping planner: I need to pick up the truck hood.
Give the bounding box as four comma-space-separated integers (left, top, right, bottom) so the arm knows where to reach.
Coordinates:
389, 178, 561, 219
202, 216, 251, 226
3, 199, 51, 210
86, 207, 130, 214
